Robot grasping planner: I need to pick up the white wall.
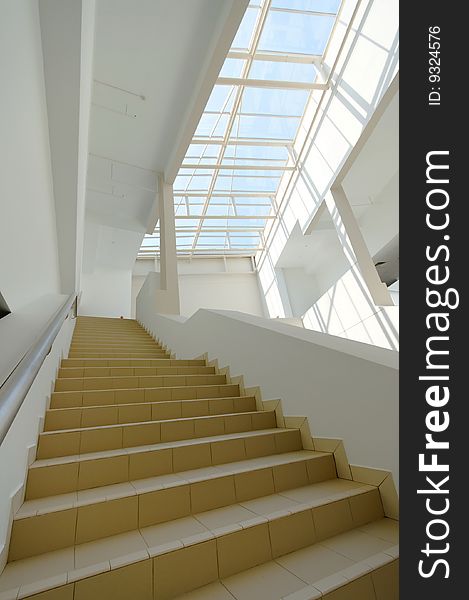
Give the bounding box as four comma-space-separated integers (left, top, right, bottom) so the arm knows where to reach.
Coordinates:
303, 263, 399, 350
257, 0, 399, 348
39, 0, 96, 296
0, 303, 75, 571
79, 268, 132, 318
0, 1, 60, 311
132, 258, 265, 319
136, 303, 399, 488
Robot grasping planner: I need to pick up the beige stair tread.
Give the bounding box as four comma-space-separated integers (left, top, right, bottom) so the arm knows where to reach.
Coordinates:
39, 410, 270, 435
54, 373, 226, 392
17, 451, 334, 518
30, 427, 300, 467
51, 382, 239, 400
61, 358, 205, 365
175, 521, 398, 599
44, 395, 257, 430
57, 366, 215, 377
0, 518, 398, 598
46, 394, 253, 414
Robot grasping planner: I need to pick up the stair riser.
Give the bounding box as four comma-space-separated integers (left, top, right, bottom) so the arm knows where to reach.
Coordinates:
69, 345, 162, 352
37, 411, 278, 458
50, 384, 241, 409
61, 359, 206, 368
14, 455, 337, 557
9, 486, 382, 565
68, 352, 170, 358
26, 429, 303, 499
44, 397, 257, 431
54, 374, 226, 393
58, 366, 215, 379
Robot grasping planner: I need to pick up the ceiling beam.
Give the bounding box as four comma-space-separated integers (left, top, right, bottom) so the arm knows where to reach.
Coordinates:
181, 163, 294, 171
164, 0, 249, 184
217, 76, 329, 90
227, 50, 321, 63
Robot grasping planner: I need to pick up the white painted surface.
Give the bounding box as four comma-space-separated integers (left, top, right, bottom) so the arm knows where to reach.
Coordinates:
0, 305, 75, 570
39, 0, 96, 295
0, 295, 68, 389
136, 303, 398, 487
133, 258, 265, 319
257, 0, 399, 342
303, 264, 399, 350
0, 1, 60, 311
84, 0, 248, 276
79, 268, 132, 318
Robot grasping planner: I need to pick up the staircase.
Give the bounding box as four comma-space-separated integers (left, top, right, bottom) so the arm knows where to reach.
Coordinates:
0, 317, 398, 600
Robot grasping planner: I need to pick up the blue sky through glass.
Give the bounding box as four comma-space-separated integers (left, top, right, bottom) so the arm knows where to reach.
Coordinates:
139, 0, 341, 257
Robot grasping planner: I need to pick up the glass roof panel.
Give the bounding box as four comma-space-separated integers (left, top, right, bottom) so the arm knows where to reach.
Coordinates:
258, 11, 335, 55
249, 60, 318, 83
271, 0, 341, 12
240, 87, 309, 116
231, 7, 260, 49
139, 0, 342, 257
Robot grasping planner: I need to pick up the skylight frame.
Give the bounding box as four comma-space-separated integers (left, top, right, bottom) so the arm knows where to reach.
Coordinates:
138, 0, 343, 259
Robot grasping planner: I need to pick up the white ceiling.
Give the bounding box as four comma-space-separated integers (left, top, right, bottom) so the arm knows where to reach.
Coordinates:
83, 0, 247, 273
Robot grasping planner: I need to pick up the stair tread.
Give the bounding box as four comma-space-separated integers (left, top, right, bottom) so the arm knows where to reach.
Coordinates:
0, 517, 398, 597
30, 427, 299, 467
46, 394, 252, 413
3, 318, 399, 599
173, 521, 399, 600
17, 450, 335, 517
40, 410, 271, 435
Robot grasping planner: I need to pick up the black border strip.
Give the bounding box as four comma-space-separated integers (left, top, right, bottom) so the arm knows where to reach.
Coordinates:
400, 2, 464, 596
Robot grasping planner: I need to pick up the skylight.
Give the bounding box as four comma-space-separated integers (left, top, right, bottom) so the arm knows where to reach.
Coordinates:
139, 0, 342, 258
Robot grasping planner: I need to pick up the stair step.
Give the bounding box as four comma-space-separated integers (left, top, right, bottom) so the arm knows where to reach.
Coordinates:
18, 451, 335, 517
0, 508, 396, 599
0, 317, 398, 599
61, 358, 206, 368
54, 373, 227, 393
12, 454, 342, 558
44, 395, 257, 431
57, 365, 215, 379
173, 520, 398, 600
68, 351, 170, 358
26, 429, 304, 499
50, 383, 241, 409
36, 412, 278, 458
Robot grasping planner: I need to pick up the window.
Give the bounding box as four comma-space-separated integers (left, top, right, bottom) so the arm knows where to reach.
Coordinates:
139, 0, 342, 257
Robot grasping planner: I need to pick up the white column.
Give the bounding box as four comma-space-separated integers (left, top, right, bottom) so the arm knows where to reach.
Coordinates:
329, 185, 393, 306
154, 175, 180, 314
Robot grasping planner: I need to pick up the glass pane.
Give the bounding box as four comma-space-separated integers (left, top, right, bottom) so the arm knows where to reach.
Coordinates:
206, 203, 235, 216
205, 85, 236, 112
214, 176, 279, 192
231, 6, 259, 49
240, 87, 309, 116
176, 218, 199, 228
185, 144, 221, 158
224, 145, 289, 160
249, 60, 317, 83
271, 0, 341, 12
258, 11, 335, 54
233, 114, 301, 140
195, 113, 229, 137
220, 58, 245, 77
235, 204, 272, 216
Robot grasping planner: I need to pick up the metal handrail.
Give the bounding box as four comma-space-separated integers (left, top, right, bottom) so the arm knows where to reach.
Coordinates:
0, 293, 77, 445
